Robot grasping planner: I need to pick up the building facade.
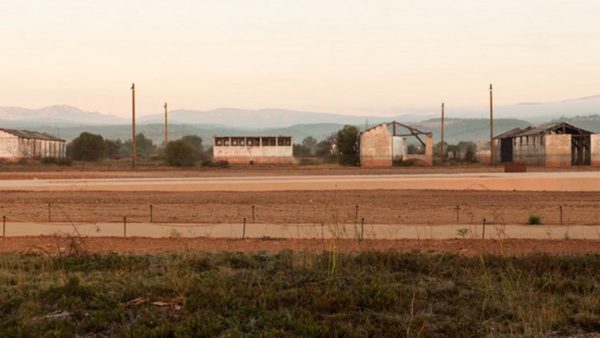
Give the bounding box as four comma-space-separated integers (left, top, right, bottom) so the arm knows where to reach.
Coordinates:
359, 121, 433, 167
494, 122, 600, 167
213, 136, 294, 164
0, 129, 66, 160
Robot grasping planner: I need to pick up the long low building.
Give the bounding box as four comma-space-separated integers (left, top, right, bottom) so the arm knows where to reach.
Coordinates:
213, 136, 294, 164
494, 122, 600, 167
0, 129, 66, 160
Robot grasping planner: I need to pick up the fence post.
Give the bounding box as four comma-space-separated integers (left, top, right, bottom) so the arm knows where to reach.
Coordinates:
123, 217, 127, 237
456, 205, 460, 224
252, 205, 255, 223
48, 203, 51, 223
150, 204, 153, 223
355, 205, 359, 224
242, 218, 246, 239
559, 206, 563, 225
2, 216, 5, 238
482, 218, 486, 240
360, 217, 364, 241
321, 222, 324, 241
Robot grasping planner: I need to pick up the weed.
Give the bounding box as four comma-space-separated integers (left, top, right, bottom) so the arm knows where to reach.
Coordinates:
528, 213, 543, 225
456, 228, 470, 238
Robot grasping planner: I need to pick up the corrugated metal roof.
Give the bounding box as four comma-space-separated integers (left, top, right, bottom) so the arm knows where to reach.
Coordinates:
0, 128, 65, 142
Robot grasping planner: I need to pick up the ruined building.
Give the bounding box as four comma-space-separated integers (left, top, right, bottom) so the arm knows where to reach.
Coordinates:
213, 136, 294, 164
0, 129, 66, 160
359, 121, 433, 167
494, 122, 600, 167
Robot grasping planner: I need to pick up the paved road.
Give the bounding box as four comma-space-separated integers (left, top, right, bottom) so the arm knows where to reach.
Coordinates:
0, 172, 599, 192
4, 222, 600, 239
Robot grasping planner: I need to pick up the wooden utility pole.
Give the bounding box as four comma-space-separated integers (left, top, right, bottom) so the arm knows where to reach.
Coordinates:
131, 83, 136, 168
441, 102, 445, 163
489, 84, 494, 165
164, 102, 168, 146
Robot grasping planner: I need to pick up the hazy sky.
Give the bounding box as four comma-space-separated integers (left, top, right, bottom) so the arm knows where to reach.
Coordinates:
1, 0, 600, 117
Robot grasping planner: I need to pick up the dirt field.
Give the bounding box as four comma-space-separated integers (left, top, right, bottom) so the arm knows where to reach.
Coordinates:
0, 164, 598, 180
1, 190, 598, 225
2, 236, 599, 256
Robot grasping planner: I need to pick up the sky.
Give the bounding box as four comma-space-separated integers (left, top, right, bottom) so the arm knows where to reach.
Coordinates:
1, 0, 600, 117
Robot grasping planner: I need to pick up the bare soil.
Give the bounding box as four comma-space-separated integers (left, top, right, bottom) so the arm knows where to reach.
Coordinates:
0, 164, 598, 180
2, 236, 599, 256
0, 190, 598, 225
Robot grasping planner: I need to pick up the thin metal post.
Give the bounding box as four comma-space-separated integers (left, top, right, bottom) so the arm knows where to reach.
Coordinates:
150, 204, 153, 223
48, 203, 51, 223
252, 205, 255, 223
321, 222, 324, 241
360, 217, 364, 240
242, 218, 246, 239
131, 83, 136, 169
456, 205, 460, 224
489, 84, 494, 165
559, 206, 563, 225
2, 216, 5, 238
355, 205, 359, 224
123, 216, 127, 237
482, 218, 486, 240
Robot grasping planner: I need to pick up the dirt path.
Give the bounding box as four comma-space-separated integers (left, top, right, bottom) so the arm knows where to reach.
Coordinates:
1, 190, 598, 225
1, 172, 600, 192
2, 236, 599, 256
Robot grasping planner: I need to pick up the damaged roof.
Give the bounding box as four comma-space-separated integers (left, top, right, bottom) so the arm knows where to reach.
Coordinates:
495, 122, 594, 139
0, 128, 65, 142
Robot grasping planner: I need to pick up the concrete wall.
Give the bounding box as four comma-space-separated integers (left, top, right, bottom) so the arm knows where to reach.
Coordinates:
1, 131, 68, 160
511, 135, 545, 166
392, 136, 406, 160
359, 124, 392, 167
404, 134, 433, 165
0, 130, 20, 159
213, 137, 293, 164
591, 134, 600, 167
544, 134, 572, 167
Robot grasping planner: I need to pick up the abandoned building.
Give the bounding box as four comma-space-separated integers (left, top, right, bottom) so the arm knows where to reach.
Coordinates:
0, 128, 66, 160
493, 122, 600, 167
212, 136, 294, 164
358, 121, 433, 167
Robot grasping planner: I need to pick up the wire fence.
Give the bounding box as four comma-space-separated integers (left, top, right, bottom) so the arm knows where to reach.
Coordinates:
1, 202, 599, 239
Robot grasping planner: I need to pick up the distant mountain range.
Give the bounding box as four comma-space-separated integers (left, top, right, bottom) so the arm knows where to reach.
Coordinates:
1, 94, 599, 144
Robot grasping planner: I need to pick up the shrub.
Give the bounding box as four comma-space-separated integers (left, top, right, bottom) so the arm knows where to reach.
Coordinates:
201, 160, 229, 168
41, 157, 58, 164
67, 132, 106, 161
528, 214, 543, 225
165, 140, 196, 167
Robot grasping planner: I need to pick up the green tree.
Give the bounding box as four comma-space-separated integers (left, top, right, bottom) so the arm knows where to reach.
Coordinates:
293, 144, 311, 157
165, 140, 196, 167
121, 133, 156, 158
105, 139, 123, 159
180, 135, 206, 161
315, 134, 335, 161
67, 132, 106, 161
301, 136, 317, 155
335, 125, 359, 165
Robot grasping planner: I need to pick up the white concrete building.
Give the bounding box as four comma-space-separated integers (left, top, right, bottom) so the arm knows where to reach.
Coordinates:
0, 129, 66, 160
213, 136, 294, 164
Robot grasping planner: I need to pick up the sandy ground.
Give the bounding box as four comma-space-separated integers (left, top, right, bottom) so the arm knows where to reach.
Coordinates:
0, 190, 598, 226
4, 222, 599, 240
1, 236, 599, 256
1, 172, 599, 192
